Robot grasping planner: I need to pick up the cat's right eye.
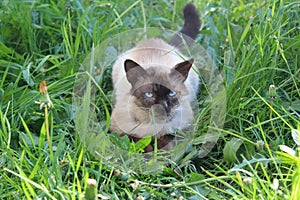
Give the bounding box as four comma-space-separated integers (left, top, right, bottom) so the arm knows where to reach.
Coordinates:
145, 92, 153, 98
168, 91, 176, 97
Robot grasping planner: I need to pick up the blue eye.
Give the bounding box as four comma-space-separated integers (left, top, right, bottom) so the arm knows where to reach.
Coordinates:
168, 91, 176, 97
145, 92, 153, 98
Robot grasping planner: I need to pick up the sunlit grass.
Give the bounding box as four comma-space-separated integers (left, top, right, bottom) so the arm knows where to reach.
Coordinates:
0, 0, 299, 199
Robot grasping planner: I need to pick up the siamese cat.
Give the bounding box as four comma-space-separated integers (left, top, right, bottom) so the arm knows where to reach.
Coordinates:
110, 3, 201, 152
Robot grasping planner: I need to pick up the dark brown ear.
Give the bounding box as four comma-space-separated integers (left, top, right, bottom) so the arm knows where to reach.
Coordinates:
171, 59, 194, 81
124, 59, 146, 85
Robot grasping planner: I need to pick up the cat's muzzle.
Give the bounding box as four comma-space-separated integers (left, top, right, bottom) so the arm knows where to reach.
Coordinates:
149, 103, 172, 121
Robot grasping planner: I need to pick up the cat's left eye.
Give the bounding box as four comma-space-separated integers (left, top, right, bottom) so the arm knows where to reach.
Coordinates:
145, 92, 153, 98
168, 91, 176, 97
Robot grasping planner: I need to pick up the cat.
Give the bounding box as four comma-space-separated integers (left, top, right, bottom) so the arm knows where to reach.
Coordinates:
110, 3, 201, 152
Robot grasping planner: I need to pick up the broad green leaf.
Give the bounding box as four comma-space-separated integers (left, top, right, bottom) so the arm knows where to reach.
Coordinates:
109, 133, 130, 151
132, 135, 152, 153
223, 137, 244, 163
186, 172, 205, 183
229, 157, 274, 172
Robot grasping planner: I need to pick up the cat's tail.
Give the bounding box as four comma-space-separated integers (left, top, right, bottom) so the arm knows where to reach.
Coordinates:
168, 3, 201, 47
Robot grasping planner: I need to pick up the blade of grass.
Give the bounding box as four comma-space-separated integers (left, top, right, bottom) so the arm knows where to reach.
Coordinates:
5, 167, 57, 200
109, 0, 141, 28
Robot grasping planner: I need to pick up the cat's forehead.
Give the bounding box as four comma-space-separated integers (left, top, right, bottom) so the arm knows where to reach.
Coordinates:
130, 66, 188, 93
144, 70, 173, 88
138, 84, 153, 91
138, 84, 170, 91
145, 66, 187, 81
145, 66, 169, 76
145, 67, 175, 80
135, 81, 173, 93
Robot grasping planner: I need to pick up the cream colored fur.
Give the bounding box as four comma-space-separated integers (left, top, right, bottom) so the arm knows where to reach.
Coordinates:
110, 38, 199, 138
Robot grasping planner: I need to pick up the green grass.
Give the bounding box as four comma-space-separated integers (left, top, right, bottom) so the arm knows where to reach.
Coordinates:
0, 0, 299, 199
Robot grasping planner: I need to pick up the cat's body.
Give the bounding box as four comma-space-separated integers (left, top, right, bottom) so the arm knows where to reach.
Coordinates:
110, 3, 200, 150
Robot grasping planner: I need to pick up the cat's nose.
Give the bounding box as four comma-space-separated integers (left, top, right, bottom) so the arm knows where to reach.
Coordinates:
160, 100, 170, 114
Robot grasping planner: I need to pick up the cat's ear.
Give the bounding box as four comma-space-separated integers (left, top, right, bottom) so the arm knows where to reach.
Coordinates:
124, 59, 146, 85
172, 59, 194, 81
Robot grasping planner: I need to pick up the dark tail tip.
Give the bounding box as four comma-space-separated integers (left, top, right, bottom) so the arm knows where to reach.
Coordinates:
180, 3, 201, 40
168, 3, 201, 47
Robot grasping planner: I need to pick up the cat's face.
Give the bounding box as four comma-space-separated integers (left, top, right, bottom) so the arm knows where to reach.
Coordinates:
124, 59, 193, 121
131, 83, 179, 118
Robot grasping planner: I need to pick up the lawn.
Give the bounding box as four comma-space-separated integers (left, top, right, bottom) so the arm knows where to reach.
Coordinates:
0, 0, 299, 199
